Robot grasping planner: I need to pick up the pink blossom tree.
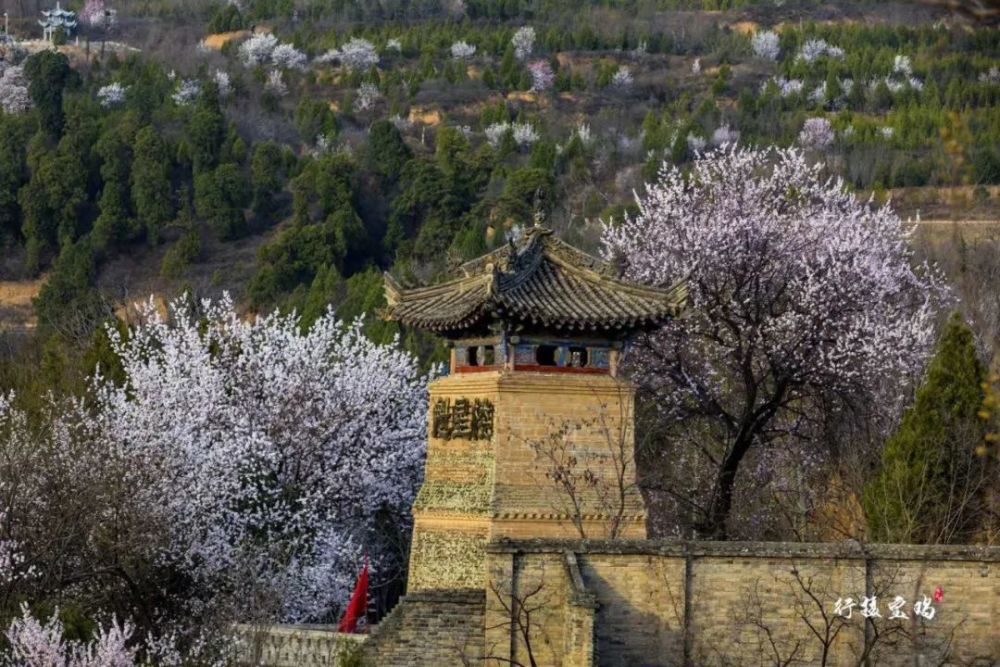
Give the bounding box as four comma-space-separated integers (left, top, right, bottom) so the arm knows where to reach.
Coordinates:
0, 296, 428, 629
88, 295, 428, 621
602, 146, 946, 538
528, 60, 553, 92
5, 604, 136, 667
799, 117, 834, 149
0, 66, 31, 114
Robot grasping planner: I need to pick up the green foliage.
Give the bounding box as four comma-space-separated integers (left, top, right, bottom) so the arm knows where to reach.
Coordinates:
864, 314, 989, 544
33, 238, 107, 340
250, 141, 288, 219
18, 134, 88, 274
131, 126, 174, 245
92, 121, 139, 251
187, 83, 227, 174
195, 163, 249, 240
23, 51, 75, 137
295, 98, 338, 144
0, 116, 30, 243
208, 3, 244, 32
366, 120, 412, 185
250, 154, 370, 307
161, 189, 202, 279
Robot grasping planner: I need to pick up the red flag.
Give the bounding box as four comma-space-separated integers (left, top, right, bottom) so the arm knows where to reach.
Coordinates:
338, 555, 369, 633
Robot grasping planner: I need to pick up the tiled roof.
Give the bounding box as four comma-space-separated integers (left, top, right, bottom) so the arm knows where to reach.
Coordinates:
383, 227, 686, 334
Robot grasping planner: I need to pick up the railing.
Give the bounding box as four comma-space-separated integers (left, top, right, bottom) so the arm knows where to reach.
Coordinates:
233, 623, 367, 667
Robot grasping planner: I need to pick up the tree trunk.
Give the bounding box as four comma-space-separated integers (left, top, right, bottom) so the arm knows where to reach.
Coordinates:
702, 434, 754, 539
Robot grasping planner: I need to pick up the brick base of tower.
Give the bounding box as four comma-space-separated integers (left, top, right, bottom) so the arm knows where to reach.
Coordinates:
406, 369, 647, 592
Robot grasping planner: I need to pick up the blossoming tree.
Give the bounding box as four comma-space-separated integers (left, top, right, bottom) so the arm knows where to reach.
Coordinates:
94, 296, 427, 620
602, 146, 946, 538
0, 296, 428, 629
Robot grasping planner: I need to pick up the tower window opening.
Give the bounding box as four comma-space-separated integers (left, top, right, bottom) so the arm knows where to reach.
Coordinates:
483, 345, 495, 365
535, 345, 558, 366
467, 346, 480, 366
569, 346, 589, 368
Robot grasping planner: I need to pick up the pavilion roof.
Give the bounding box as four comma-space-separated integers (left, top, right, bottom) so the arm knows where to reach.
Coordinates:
383, 226, 686, 335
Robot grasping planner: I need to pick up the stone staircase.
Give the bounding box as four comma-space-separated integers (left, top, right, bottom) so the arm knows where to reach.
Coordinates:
360, 588, 485, 667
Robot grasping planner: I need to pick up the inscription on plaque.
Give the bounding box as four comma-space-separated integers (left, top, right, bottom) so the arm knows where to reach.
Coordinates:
432, 398, 495, 440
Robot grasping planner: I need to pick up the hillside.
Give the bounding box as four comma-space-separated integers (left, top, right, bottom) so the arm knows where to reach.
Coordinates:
0, 0, 997, 366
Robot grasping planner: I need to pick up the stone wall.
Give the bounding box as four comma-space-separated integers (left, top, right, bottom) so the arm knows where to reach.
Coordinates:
359, 588, 485, 667
486, 540, 1000, 667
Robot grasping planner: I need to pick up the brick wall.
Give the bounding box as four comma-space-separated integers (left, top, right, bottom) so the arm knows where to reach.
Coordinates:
408, 371, 647, 593
486, 540, 1000, 667
359, 588, 485, 667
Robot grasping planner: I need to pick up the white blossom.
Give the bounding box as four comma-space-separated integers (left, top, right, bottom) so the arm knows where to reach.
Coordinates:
601, 146, 947, 536
511, 26, 535, 61
171, 78, 201, 106
319, 37, 379, 71
5, 604, 137, 667
798, 117, 834, 148
239, 33, 278, 67
751, 30, 780, 61
691, 58, 701, 74
353, 82, 380, 111
390, 114, 412, 131
77, 297, 428, 621
881, 126, 895, 140
0, 66, 31, 114
385, 38, 402, 53
710, 124, 739, 147
212, 69, 232, 98
271, 43, 308, 70
97, 82, 126, 107
575, 123, 593, 146
485, 121, 510, 148
893, 54, 912, 77
611, 65, 633, 88
528, 60, 554, 91
807, 82, 825, 106
450, 40, 476, 59
766, 75, 803, 97
797, 38, 843, 63
512, 122, 539, 146
686, 133, 706, 153
265, 69, 287, 96
485, 121, 538, 148
980, 66, 1000, 84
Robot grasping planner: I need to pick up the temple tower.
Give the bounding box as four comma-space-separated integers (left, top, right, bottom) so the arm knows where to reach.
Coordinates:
384, 227, 685, 591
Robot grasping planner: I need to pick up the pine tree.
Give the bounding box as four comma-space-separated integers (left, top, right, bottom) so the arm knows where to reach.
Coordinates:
132, 126, 173, 246
864, 314, 989, 543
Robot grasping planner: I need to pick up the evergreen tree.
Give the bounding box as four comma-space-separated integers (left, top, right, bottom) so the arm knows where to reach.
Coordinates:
131, 126, 173, 246
195, 163, 249, 240
366, 120, 411, 185
23, 51, 74, 136
250, 141, 285, 219
0, 117, 29, 243
18, 140, 87, 274
864, 314, 990, 543
92, 127, 136, 251
187, 83, 226, 174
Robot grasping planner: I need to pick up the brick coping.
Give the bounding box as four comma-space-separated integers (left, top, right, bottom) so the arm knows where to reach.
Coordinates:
486, 538, 1000, 561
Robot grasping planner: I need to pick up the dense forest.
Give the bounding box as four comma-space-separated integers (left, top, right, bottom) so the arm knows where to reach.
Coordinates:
0, 0, 998, 663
